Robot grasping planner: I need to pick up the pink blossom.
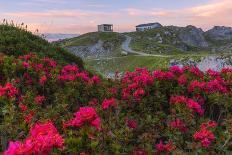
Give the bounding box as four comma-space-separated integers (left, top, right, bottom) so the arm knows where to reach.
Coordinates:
39, 75, 47, 86
22, 61, 29, 68
188, 80, 205, 92
170, 119, 188, 133
170, 96, 204, 115
207, 69, 220, 78
34, 95, 45, 105
133, 88, 145, 101
169, 66, 184, 75
126, 119, 138, 129
3, 141, 22, 155
64, 107, 101, 131
193, 121, 216, 148
19, 103, 28, 112
0, 85, 6, 97
4, 121, 64, 154
205, 79, 228, 94
0, 83, 18, 98
89, 98, 98, 105
155, 140, 175, 153
178, 75, 187, 86
102, 98, 117, 110
188, 67, 204, 78
91, 75, 101, 84
132, 148, 148, 155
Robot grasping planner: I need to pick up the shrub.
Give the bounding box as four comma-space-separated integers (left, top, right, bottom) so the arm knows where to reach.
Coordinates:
0, 53, 232, 154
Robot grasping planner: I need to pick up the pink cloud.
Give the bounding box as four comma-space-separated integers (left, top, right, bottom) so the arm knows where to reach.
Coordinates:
2, 0, 232, 33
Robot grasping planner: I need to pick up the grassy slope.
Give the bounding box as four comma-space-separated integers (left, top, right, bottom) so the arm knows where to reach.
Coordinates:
85, 53, 231, 76
0, 24, 83, 68
56, 32, 125, 58
126, 27, 201, 54
57, 32, 124, 47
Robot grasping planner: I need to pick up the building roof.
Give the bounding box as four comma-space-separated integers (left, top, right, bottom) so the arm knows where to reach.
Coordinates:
136, 22, 161, 27
98, 24, 113, 26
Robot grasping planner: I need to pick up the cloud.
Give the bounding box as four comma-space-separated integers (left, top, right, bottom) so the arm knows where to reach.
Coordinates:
2, 0, 232, 33
86, 4, 108, 8
19, 0, 67, 6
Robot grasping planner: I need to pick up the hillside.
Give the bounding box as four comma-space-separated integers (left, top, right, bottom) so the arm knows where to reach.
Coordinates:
0, 24, 83, 68
128, 25, 232, 54
57, 24, 232, 59
56, 32, 125, 59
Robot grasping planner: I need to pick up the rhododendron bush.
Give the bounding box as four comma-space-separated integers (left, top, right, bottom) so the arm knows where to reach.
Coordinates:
0, 53, 232, 154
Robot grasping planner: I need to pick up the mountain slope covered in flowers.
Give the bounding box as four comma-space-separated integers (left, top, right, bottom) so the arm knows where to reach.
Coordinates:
0, 52, 232, 154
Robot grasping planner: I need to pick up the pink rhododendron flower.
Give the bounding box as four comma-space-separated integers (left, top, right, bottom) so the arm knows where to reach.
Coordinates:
169, 66, 184, 75
91, 75, 101, 84
126, 119, 138, 129
22, 61, 29, 68
221, 68, 232, 73
155, 140, 175, 154
64, 107, 101, 130
39, 75, 47, 86
0, 83, 18, 98
133, 88, 145, 101
193, 121, 217, 148
170, 96, 204, 115
188, 67, 204, 78
188, 80, 205, 93
4, 121, 64, 155
89, 98, 98, 105
3, 141, 22, 155
102, 98, 117, 110
19, 103, 28, 112
34, 95, 45, 105
205, 79, 228, 94
0, 85, 6, 97
170, 119, 188, 133
153, 70, 174, 80
178, 75, 187, 86
207, 69, 220, 78
132, 148, 148, 155
24, 111, 35, 124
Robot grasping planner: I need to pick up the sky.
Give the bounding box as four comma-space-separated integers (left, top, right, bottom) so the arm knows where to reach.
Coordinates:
0, 0, 231, 34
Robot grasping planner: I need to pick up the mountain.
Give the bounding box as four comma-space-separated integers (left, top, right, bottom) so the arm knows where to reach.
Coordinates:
42, 33, 79, 42
56, 23, 232, 59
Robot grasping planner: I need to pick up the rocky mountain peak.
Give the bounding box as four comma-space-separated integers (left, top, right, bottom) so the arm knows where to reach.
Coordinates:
178, 25, 208, 48
205, 26, 232, 41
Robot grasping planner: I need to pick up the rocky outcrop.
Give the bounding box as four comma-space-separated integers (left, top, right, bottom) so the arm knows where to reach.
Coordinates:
170, 56, 232, 71
178, 25, 208, 47
205, 26, 232, 41
67, 40, 118, 59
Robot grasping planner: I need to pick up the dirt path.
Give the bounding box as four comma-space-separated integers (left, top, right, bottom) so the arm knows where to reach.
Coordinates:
121, 35, 169, 57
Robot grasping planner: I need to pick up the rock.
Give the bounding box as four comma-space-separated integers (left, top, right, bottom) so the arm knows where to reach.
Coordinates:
178, 25, 208, 47
205, 26, 232, 41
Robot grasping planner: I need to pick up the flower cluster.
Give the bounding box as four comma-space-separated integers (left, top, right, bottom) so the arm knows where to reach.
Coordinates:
155, 140, 176, 154
126, 119, 138, 129
34, 95, 45, 105
64, 107, 101, 130
102, 98, 117, 110
4, 121, 64, 155
121, 68, 153, 101
170, 96, 204, 115
193, 121, 217, 148
169, 118, 188, 133
0, 82, 18, 98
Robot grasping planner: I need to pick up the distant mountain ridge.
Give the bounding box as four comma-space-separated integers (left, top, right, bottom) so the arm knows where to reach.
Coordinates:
42, 33, 79, 42
56, 23, 232, 58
